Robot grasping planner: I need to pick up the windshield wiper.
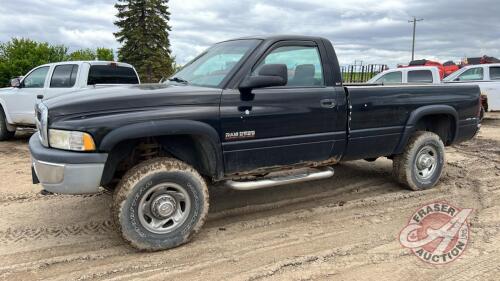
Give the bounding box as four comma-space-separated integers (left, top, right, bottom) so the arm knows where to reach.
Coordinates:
168, 77, 189, 84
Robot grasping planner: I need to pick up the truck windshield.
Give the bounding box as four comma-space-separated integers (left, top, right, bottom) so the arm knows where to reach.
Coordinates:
169, 39, 261, 88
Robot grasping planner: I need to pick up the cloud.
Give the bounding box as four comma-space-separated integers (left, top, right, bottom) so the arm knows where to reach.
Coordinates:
58, 27, 116, 49
1, 0, 499, 68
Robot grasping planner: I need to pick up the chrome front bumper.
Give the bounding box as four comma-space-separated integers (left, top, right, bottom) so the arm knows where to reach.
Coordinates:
29, 132, 108, 194
32, 159, 105, 194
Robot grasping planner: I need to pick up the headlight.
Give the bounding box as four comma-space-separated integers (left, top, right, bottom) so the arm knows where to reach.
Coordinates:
36, 103, 49, 147
49, 129, 96, 151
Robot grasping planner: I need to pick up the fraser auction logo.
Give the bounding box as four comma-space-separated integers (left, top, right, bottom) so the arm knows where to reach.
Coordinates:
399, 202, 472, 265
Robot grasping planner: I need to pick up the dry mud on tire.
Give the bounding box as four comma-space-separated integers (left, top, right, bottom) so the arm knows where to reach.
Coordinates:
0, 114, 499, 280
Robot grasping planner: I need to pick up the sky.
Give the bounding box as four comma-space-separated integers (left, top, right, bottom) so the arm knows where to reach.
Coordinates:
1, 0, 499, 67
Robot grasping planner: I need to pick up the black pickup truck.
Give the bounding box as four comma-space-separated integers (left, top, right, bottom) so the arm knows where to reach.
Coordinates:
29, 35, 481, 251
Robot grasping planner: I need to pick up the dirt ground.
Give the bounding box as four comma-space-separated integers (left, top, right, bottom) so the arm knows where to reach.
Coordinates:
0, 114, 499, 281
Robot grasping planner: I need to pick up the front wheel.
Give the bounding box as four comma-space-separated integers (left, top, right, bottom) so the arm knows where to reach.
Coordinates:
392, 131, 445, 191
112, 157, 209, 251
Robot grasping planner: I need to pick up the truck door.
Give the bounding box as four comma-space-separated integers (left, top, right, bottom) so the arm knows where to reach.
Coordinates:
220, 40, 345, 173
6, 66, 50, 125
486, 66, 500, 111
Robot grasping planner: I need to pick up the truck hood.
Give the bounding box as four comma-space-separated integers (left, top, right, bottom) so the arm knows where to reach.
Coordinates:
0, 86, 15, 93
43, 83, 222, 117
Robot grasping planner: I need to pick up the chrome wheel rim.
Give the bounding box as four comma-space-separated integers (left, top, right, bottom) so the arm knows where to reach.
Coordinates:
414, 145, 438, 181
138, 182, 191, 234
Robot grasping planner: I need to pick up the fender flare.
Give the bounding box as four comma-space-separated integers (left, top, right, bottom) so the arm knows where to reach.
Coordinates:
99, 120, 224, 178
394, 105, 459, 154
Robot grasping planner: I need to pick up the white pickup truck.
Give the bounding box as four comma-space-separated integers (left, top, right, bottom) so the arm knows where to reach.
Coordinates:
0, 61, 140, 140
367, 66, 441, 84
443, 63, 500, 111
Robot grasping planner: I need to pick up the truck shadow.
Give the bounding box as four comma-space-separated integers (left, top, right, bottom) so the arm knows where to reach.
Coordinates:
207, 159, 405, 219
7, 130, 33, 142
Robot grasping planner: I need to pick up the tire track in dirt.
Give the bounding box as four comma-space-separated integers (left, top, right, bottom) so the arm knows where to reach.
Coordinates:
0, 173, 400, 279
0, 220, 114, 245
0, 162, 476, 281
0, 242, 130, 279
39, 185, 461, 280
0, 192, 105, 205
54, 156, 496, 281
0, 181, 407, 280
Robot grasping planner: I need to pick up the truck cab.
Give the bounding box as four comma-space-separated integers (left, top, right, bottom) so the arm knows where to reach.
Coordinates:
367, 66, 441, 84
443, 63, 500, 111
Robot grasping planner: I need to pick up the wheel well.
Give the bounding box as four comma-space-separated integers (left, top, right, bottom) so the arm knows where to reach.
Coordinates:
481, 95, 488, 112
100, 134, 218, 189
414, 114, 455, 145
0, 104, 15, 131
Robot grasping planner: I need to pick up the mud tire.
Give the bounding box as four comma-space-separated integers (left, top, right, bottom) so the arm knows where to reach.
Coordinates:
393, 131, 445, 191
112, 157, 209, 251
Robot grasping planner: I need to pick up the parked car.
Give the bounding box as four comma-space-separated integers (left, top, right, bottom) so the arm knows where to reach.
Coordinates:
367, 66, 441, 84
0, 61, 140, 140
29, 35, 481, 251
443, 63, 500, 111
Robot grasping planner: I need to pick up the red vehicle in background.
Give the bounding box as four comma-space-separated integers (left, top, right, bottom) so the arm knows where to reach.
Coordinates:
401, 59, 459, 79
442, 61, 460, 76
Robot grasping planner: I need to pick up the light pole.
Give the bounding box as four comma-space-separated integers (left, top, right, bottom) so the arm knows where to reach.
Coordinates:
408, 16, 424, 61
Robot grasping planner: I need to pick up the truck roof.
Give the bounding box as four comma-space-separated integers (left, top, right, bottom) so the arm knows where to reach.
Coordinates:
222, 34, 327, 43
36, 61, 135, 68
460, 63, 500, 70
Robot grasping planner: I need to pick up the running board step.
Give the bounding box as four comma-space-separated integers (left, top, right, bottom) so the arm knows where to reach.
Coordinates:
225, 167, 334, 190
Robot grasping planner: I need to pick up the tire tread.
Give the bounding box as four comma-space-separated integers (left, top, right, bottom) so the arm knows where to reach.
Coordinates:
392, 131, 445, 191
112, 157, 209, 251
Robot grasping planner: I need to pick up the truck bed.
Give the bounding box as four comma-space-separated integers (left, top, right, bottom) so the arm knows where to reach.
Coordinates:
342, 84, 480, 160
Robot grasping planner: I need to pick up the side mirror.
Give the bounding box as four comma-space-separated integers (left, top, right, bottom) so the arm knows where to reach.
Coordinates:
10, 77, 21, 88
454, 77, 461, 81
239, 64, 288, 91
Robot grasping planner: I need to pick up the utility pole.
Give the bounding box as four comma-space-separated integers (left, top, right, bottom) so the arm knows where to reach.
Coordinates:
408, 16, 424, 61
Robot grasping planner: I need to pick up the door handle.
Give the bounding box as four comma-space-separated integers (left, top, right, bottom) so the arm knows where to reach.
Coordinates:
320, 99, 336, 108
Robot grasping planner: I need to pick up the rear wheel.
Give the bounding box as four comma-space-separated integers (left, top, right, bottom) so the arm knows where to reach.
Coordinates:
393, 131, 445, 191
0, 107, 15, 141
112, 157, 209, 251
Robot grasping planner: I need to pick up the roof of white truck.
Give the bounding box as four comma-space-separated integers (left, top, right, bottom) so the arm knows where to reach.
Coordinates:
382, 66, 440, 72
459, 63, 500, 70
37, 61, 135, 68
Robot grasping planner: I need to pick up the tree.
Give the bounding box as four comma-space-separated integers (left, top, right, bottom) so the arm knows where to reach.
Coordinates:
67, 48, 96, 61
114, 0, 174, 82
96, 48, 114, 61
66, 47, 114, 61
0, 38, 67, 86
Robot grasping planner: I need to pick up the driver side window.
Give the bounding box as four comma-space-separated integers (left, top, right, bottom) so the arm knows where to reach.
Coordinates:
23, 66, 50, 88
457, 67, 483, 81
254, 45, 324, 87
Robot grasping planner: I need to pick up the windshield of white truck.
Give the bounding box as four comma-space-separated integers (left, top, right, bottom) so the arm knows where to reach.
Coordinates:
87, 65, 139, 85
168, 39, 261, 88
